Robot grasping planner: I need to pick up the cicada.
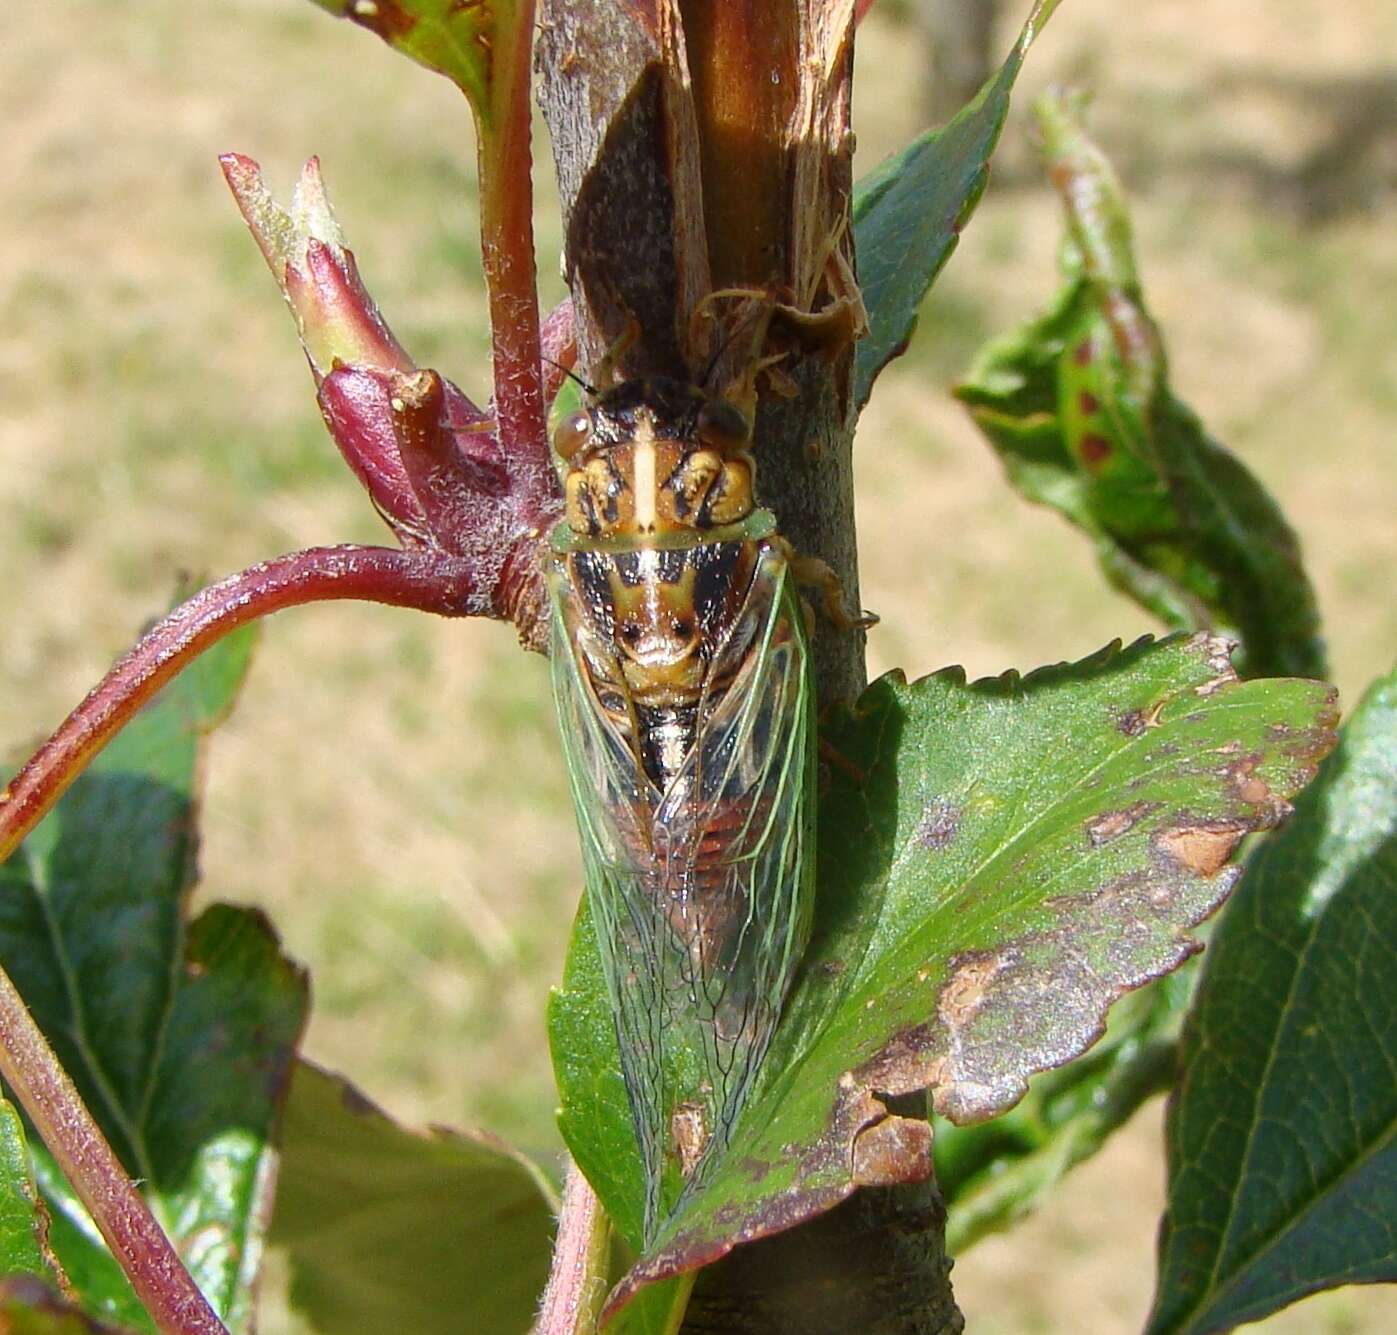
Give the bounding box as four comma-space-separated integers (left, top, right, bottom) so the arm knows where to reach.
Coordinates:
548, 376, 816, 1240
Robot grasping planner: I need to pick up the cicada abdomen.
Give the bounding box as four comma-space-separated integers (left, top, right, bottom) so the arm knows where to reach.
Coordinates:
548, 377, 816, 1240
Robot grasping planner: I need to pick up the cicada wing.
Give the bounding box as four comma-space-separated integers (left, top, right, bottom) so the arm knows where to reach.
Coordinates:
655, 549, 816, 1191
549, 575, 674, 1233
550, 545, 814, 1240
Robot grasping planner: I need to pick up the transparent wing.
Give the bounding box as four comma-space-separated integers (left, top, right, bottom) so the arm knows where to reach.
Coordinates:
550, 545, 815, 1240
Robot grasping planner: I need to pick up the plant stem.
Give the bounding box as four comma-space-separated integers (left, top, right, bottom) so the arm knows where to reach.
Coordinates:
533, 1160, 610, 1335
533, 6, 952, 1327
0, 964, 228, 1335
682, 1154, 960, 1334
475, 0, 555, 516
0, 545, 474, 865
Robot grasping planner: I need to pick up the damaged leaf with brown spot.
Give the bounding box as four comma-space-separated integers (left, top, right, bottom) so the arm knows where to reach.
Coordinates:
1150, 664, 1397, 1334
550, 632, 1336, 1319
955, 88, 1326, 680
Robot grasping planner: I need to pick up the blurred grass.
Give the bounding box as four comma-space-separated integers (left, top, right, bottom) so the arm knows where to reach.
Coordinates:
1, 1, 1394, 1330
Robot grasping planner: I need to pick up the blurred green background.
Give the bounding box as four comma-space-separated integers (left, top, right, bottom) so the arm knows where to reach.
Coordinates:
2, 1, 1393, 1330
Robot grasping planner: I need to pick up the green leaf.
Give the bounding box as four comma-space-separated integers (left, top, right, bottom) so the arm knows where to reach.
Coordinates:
955, 89, 1326, 680
0, 1277, 140, 1334
270, 1061, 557, 1335
601, 1279, 689, 1335
310, 0, 525, 123
551, 906, 644, 1246
549, 919, 692, 1334
1148, 666, 1397, 1334
938, 965, 1190, 1253
851, 0, 1060, 408
0, 627, 309, 1331
551, 633, 1337, 1319
0, 1097, 56, 1281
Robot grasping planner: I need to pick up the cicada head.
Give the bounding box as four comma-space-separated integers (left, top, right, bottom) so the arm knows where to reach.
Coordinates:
555, 377, 757, 540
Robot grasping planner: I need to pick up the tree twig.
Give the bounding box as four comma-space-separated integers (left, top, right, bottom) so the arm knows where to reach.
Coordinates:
1, 545, 474, 864
533, 1160, 610, 1335
0, 965, 229, 1335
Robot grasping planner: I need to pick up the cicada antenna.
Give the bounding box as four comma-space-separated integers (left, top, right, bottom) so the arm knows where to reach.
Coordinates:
543, 357, 598, 397
698, 323, 739, 389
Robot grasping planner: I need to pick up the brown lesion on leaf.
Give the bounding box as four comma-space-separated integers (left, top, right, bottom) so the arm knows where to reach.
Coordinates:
1219, 753, 1275, 807
1290, 698, 1342, 761
1117, 699, 1165, 736
1153, 821, 1248, 878
847, 1023, 942, 1100
1077, 433, 1113, 468
1190, 632, 1240, 695
1085, 800, 1160, 847
738, 1155, 773, 1184
345, 0, 417, 43
937, 951, 1005, 1031
1275, 702, 1341, 769
615, 1047, 898, 1311
622, 674, 1342, 1308
916, 798, 962, 851
623, 796, 1257, 1303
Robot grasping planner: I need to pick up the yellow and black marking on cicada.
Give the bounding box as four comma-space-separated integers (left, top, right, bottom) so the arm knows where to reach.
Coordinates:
547, 377, 816, 1240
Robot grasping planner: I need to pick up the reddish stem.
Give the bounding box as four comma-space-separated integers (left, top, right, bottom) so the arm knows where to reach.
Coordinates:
539, 296, 578, 401
476, 0, 555, 512
534, 1160, 610, 1335
0, 963, 228, 1335
0, 545, 473, 864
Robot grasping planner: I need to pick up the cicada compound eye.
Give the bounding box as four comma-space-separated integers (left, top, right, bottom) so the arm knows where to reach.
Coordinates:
553, 408, 594, 460
696, 398, 751, 452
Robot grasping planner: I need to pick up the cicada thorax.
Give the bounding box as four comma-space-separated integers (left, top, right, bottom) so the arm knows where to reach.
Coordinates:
557, 376, 757, 544
560, 541, 759, 789
548, 376, 816, 1239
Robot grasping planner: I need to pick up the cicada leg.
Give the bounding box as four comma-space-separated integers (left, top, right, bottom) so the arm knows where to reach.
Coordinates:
773, 538, 878, 633
818, 735, 868, 787
592, 318, 640, 390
